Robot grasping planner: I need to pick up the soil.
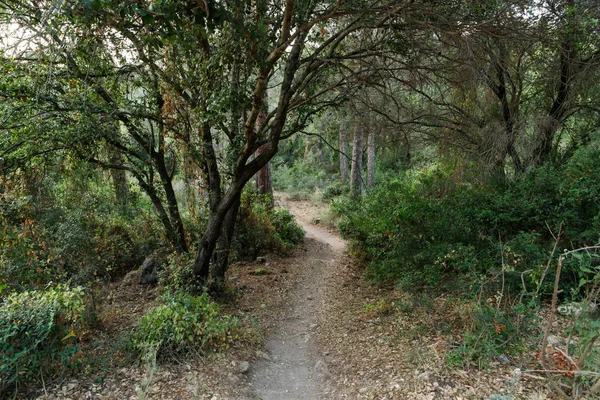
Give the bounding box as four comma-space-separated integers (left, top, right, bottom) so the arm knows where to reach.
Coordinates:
245, 198, 344, 399
30, 198, 566, 400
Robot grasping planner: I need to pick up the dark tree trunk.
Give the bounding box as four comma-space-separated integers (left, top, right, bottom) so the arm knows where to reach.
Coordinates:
209, 192, 241, 291
161, 177, 188, 253
339, 112, 349, 185
490, 41, 523, 178
256, 143, 273, 202
531, 41, 573, 166
350, 114, 364, 197
109, 151, 129, 205
133, 174, 182, 252
155, 152, 188, 253
193, 179, 246, 283
367, 129, 375, 189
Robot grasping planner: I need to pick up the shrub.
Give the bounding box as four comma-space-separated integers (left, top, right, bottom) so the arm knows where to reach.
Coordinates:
335, 153, 600, 295
0, 172, 162, 289
271, 207, 305, 247
445, 303, 536, 368
233, 192, 304, 259
272, 156, 337, 200
157, 252, 197, 292
132, 292, 238, 359
0, 285, 88, 394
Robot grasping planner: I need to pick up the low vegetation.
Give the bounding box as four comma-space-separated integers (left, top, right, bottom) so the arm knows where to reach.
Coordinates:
132, 292, 239, 359
0, 285, 89, 393
0, 175, 302, 397
2, 0, 600, 398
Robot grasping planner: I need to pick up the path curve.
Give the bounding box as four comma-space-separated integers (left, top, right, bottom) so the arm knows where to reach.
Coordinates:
247, 200, 345, 399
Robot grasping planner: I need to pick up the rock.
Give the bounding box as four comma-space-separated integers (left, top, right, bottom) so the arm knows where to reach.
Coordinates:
257, 350, 271, 361
314, 360, 325, 373
310, 323, 318, 329
547, 334, 562, 346
256, 256, 267, 263
497, 354, 510, 364
417, 371, 430, 381
121, 269, 141, 286
140, 249, 170, 284
239, 361, 250, 374
557, 302, 583, 317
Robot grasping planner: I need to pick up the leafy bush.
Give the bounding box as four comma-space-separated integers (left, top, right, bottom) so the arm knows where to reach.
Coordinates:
233, 192, 304, 259
157, 252, 197, 292
132, 292, 238, 359
335, 150, 600, 295
445, 303, 536, 368
271, 207, 305, 247
0, 285, 88, 394
273, 154, 338, 201
0, 171, 162, 289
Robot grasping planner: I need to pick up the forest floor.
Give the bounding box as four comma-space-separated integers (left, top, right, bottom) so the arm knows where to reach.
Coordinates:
30, 198, 559, 400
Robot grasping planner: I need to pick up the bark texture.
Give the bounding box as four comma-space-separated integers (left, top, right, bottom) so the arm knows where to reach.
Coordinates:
339, 112, 349, 185
367, 129, 375, 189
350, 115, 364, 197
109, 151, 129, 205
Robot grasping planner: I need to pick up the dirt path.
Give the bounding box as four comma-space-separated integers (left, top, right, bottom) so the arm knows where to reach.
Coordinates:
247, 200, 345, 399
29, 199, 555, 400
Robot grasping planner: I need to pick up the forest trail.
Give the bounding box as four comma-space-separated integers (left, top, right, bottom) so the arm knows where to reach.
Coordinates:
247, 199, 345, 399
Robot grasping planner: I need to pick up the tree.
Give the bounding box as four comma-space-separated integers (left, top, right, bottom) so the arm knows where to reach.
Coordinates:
350, 112, 364, 197
1, 0, 407, 290
338, 107, 350, 185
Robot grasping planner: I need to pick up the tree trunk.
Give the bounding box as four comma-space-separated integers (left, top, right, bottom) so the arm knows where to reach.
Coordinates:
109, 151, 129, 205
256, 142, 273, 202
367, 129, 375, 189
489, 41, 523, 179
155, 152, 188, 254
350, 114, 364, 197
254, 0, 273, 207
530, 41, 573, 166
255, 103, 273, 205
193, 178, 246, 283
193, 27, 306, 289
209, 193, 241, 291
339, 112, 349, 185
133, 174, 182, 252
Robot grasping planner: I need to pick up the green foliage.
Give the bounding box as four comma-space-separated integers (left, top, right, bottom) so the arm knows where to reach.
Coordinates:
273, 151, 341, 201
445, 303, 536, 368
271, 206, 305, 247
157, 252, 197, 293
0, 168, 163, 290
233, 192, 304, 259
132, 292, 238, 359
0, 285, 88, 394
336, 150, 600, 295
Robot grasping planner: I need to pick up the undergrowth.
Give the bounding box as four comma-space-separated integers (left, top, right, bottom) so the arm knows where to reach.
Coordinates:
233, 192, 304, 259
132, 291, 239, 360
0, 285, 91, 395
